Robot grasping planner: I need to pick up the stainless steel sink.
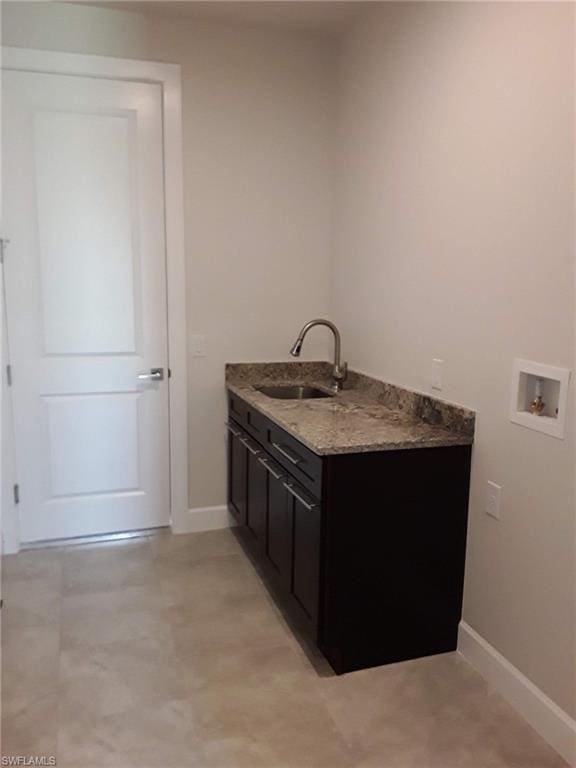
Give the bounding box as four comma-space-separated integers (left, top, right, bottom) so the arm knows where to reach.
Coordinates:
256, 385, 334, 400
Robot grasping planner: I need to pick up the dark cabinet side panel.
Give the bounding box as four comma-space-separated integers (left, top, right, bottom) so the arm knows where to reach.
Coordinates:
320, 446, 472, 673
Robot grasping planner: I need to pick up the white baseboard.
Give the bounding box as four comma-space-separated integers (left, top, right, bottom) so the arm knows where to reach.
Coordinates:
458, 621, 576, 766
171, 505, 236, 535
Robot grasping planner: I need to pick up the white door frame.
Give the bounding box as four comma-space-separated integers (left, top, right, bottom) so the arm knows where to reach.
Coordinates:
1, 47, 189, 549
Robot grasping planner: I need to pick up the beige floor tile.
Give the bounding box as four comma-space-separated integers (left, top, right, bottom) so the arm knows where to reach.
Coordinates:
159, 553, 266, 607
178, 641, 315, 694
62, 583, 165, 624
2, 548, 63, 587
200, 735, 284, 768
455, 688, 569, 768
2, 576, 61, 628
1, 692, 58, 761
62, 539, 154, 595
317, 654, 482, 751
59, 635, 188, 719
318, 654, 566, 768
1, 625, 60, 717
185, 644, 354, 766
171, 591, 293, 654
195, 684, 355, 768
352, 739, 433, 768
150, 527, 242, 565
2, 548, 63, 583
168, 582, 274, 621
2, 533, 569, 768
58, 697, 202, 768
62, 604, 171, 649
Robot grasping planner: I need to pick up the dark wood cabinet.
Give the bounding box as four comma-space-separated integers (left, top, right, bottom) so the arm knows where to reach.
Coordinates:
226, 423, 247, 526
246, 443, 267, 553
227, 390, 472, 675
288, 482, 321, 629
264, 462, 292, 590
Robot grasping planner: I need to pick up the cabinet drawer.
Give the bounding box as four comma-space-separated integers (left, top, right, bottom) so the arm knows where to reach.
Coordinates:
245, 406, 267, 442
228, 392, 267, 443
228, 392, 248, 427
268, 423, 323, 498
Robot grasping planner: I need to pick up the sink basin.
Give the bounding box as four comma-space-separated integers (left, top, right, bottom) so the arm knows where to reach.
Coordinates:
256, 385, 334, 400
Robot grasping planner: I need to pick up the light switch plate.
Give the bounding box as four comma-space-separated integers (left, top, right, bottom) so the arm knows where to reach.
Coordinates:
431, 359, 444, 391
485, 481, 502, 520
191, 334, 206, 358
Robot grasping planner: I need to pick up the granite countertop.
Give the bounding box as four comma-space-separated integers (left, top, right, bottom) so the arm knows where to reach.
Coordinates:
226, 362, 475, 456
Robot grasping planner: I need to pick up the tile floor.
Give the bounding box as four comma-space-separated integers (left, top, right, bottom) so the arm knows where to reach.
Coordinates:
1, 529, 567, 768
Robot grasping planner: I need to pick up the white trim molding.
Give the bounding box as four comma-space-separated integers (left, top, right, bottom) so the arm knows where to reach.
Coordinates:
1, 46, 189, 544
458, 622, 576, 766
177, 506, 237, 535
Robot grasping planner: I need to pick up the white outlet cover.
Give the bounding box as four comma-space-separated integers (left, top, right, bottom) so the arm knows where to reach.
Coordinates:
485, 481, 502, 520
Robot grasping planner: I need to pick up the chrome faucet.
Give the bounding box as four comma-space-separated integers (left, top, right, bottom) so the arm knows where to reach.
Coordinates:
290, 318, 348, 392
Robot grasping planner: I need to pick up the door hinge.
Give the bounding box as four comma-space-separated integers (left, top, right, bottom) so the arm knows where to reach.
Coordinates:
6, 364, 12, 387
13, 484, 19, 505
0, 238, 10, 264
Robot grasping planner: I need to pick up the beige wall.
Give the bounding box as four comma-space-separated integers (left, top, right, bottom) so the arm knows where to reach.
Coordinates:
2, 1, 336, 510
331, 2, 575, 716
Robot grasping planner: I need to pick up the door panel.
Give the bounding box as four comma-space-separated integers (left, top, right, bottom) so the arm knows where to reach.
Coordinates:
266, 473, 291, 589
3, 70, 169, 542
228, 429, 247, 526
34, 110, 140, 355
45, 393, 140, 497
247, 453, 267, 551
291, 487, 321, 626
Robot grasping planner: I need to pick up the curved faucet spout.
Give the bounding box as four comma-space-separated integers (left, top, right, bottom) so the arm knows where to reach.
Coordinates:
290, 318, 348, 391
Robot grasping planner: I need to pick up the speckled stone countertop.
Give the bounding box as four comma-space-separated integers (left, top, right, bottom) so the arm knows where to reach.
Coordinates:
226, 362, 475, 456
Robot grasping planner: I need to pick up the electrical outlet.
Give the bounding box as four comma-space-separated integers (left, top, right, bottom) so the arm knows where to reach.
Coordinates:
431, 359, 444, 391
191, 334, 206, 358
485, 481, 502, 520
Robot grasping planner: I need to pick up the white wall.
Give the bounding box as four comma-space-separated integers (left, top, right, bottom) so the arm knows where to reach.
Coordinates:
332, 2, 575, 717
147, 17, 336, 509
1, 1, 150, 58
2, 1, 336, 511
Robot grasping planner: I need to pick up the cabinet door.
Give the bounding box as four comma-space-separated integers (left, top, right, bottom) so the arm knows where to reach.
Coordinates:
246, 447, 267, 552
287, 482, 321, 628
227, 423, 247, 525
266, 463, 292, 590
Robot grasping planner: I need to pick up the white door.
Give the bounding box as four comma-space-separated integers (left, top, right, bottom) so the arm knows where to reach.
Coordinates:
2, 69, 170, 543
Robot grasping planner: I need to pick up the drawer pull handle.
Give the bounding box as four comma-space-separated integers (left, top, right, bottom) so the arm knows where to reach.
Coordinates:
272, 442, 303, 466
240, 437, 260, 456
226, 422, 242, 437
283, 482, 317, 511
258, 457, 283, 480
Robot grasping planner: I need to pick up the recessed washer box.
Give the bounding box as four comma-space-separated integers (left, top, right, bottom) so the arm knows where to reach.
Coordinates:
510, 358, 571, 439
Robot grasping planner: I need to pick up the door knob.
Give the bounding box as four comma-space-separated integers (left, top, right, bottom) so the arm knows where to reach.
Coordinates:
137, 367, 164, 382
